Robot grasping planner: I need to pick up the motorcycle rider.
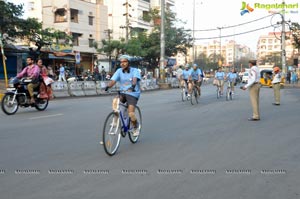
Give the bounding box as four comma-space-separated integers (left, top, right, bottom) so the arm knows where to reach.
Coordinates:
16, 56, 40, 104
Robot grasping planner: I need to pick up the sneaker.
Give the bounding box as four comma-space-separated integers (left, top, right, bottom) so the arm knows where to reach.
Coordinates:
132, 122, 140, 136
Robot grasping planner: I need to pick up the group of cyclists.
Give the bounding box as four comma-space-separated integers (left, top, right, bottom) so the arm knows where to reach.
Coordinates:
177, 64, 238, 99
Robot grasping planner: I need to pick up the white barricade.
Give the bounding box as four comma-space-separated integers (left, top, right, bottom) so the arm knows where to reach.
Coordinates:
96, 81, 108, 95
83, 81, 97, 96
68, 81, 85, 97
52, 81, 70, 98
140, 80, 147, 91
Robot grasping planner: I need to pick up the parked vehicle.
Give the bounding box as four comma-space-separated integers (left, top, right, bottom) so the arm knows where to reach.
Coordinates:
1, 77, 49, 115
242, 72, 249, 83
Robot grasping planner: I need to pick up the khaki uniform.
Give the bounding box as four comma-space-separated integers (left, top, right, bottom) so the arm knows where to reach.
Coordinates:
272, 73, 281, 104
245, 65, 260, 119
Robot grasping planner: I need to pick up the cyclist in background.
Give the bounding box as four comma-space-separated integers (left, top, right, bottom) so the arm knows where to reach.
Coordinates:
105, 55, 141, 136
214, 67, 225, 95
188, 63, 202, 96
226, 67, 238, 94
181, 64, 191, 97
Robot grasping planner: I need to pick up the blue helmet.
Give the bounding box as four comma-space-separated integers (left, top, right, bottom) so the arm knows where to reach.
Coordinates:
193, 63, 198, 67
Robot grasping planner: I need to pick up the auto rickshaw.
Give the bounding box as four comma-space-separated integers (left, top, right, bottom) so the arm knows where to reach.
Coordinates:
260, 69, 284, 88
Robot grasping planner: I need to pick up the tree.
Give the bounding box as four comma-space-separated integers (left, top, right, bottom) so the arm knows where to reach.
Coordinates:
0, 1, 71, 58
141, 8, 193, 68
95, 39, 126, 72
290, 22, 300, 52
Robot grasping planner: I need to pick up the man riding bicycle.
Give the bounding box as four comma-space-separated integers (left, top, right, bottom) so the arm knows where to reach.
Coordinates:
214, 67, 225, 95
226, 68, 238, 94
188, 64, 202, 96
105, 55, 141, 136
180, 64, 191, 97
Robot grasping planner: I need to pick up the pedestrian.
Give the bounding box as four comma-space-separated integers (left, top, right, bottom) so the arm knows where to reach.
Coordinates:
241, 60, 261, 121
58, 63, 66, 81
271, 66, 281, 106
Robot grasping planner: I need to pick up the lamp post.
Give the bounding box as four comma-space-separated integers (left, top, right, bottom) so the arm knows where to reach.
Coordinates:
217, 27, 222, 67
0, 33, 8, 88
281, 1, 287, 74
192, 0, 195, 63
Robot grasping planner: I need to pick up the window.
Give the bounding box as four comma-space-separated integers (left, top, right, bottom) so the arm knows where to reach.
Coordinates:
72, 33, 82, 46
88, 16, 94, 25
89, 39, 94, 48
55, 8, 67, 23
71, 9, 79, 23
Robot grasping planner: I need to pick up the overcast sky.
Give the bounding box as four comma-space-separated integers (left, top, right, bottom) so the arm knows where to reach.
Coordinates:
174, 0, 300, 51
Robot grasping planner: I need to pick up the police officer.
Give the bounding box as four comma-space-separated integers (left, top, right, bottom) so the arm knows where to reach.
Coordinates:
241, 60, 261, 121
271, 66, 281, 106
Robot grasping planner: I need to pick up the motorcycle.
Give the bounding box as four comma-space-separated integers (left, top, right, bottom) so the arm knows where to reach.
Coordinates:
1, 77, 49, 115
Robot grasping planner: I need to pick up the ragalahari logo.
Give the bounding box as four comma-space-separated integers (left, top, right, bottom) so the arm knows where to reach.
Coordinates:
240, 2, 254, 15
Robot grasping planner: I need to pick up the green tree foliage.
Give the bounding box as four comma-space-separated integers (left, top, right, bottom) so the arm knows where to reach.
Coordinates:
290, 22, 300, 50
140, 8, 192, 68
0, 1, 71, 49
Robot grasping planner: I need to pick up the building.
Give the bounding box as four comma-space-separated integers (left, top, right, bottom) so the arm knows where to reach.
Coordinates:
103, 0, 152, 41
256, 32, 298, 67
24, 0, 108, 73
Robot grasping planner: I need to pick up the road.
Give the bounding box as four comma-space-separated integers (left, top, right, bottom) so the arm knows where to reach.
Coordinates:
0, 84, 300, 199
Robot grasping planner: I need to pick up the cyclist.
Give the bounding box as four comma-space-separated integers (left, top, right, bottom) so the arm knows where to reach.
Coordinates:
105, 55, 141, 136
180, 64, 191, 97
188, 63, 202, 96
214, 67, 225, 95
225, 67, 238, 94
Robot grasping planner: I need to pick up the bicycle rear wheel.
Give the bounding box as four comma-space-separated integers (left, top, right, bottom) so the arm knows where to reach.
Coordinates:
128, 106, 142, 143
102, 112, 121, 156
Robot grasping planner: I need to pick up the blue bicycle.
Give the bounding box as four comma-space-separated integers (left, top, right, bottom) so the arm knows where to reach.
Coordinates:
101, 91, 142, 156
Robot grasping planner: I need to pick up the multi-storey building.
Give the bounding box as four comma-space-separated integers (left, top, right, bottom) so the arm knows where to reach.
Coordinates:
24, 0, 108, 71
257, 32, 298, 67
186, 40, 253, 70
103, 0, 152, 41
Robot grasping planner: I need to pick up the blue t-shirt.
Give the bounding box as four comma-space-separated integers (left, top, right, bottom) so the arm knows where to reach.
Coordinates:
189, 68, 202, 80
111, 67, 141, 99
182, 70, 191, 80
215, 71, 225, 80
227, 72, 237, 82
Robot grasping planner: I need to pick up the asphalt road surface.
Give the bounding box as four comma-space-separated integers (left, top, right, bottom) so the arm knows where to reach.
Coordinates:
1, 84, 300, 199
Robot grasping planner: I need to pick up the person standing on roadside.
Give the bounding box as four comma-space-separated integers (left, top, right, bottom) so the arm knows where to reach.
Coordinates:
58, 63, 66, 81
271, 66, 281, 106
241, 60, 261, 121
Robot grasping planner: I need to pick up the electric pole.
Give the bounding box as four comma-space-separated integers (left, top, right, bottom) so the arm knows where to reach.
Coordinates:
123, 0, 131, 42
160, 0, 165, 83
281, 1, 287, 74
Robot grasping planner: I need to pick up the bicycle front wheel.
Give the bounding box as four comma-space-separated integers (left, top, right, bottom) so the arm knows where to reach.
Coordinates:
128, 106, 142, 143
191, 87, 198, 105
226, 89, 230, 101
217, 87, 221, 99
102, 112, 121, 156
181, 88, 185, 102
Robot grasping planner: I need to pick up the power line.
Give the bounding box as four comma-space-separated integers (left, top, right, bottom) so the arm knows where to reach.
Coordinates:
194, 25, 273, 40
192, 14, 275, 32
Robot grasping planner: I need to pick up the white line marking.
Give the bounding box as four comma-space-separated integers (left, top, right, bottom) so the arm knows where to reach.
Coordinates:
29, 113, 64, 120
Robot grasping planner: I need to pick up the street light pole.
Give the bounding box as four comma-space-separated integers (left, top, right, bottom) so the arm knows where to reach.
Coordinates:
192, 0, 195, 63
217, 27, 222, 67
